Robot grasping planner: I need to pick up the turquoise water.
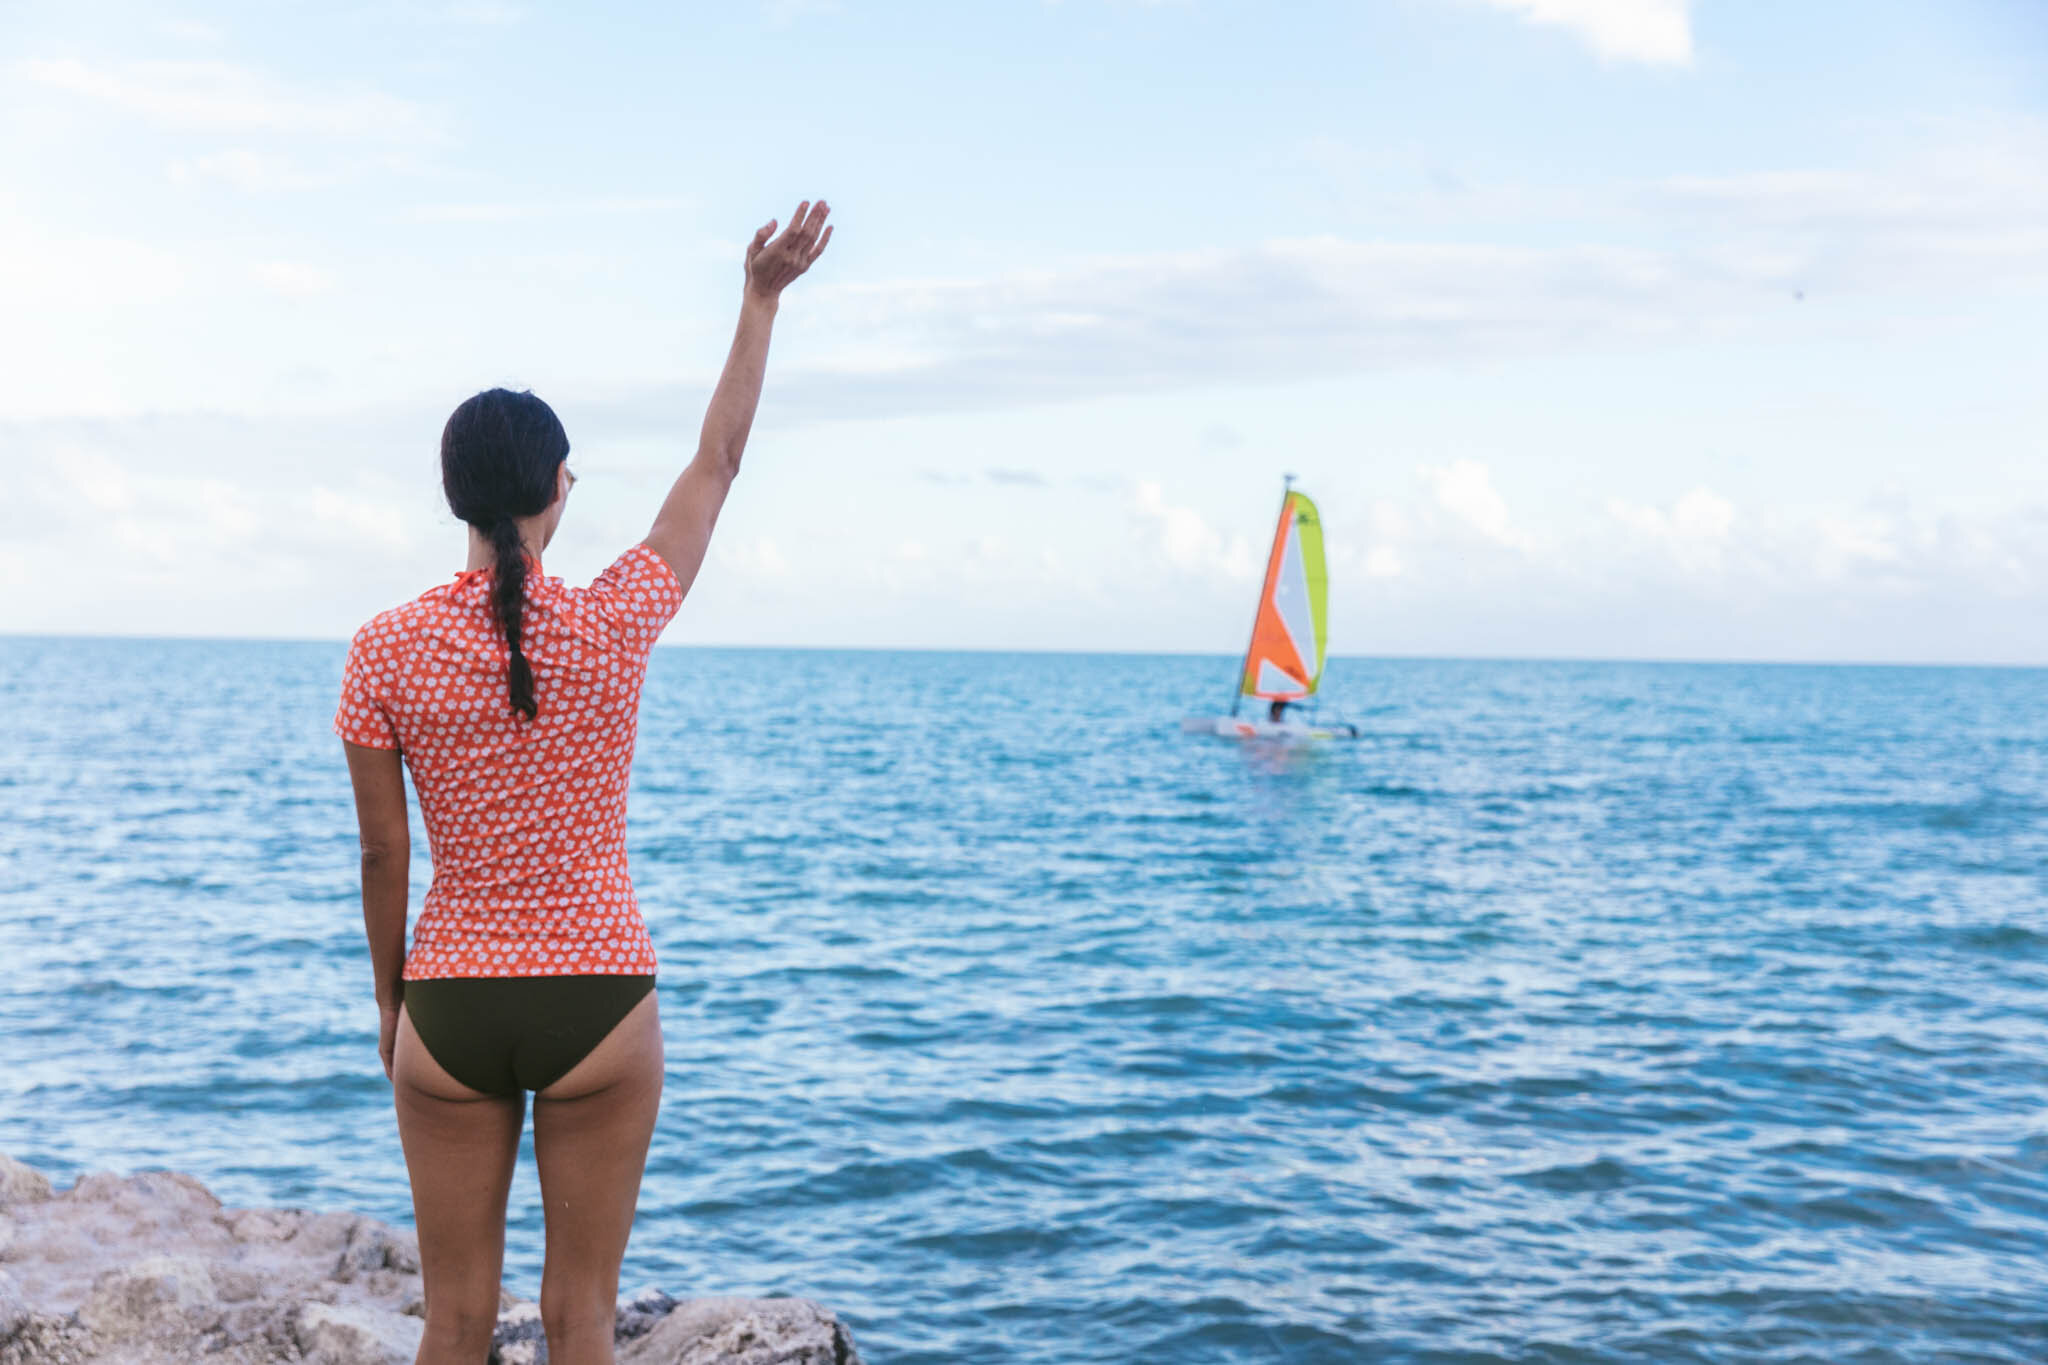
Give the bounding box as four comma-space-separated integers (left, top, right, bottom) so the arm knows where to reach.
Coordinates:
3, 638, 2047, 1363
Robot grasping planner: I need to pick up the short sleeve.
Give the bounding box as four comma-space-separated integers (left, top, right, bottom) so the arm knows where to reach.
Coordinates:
334, 617, 401, 750
586, 543, 684, 649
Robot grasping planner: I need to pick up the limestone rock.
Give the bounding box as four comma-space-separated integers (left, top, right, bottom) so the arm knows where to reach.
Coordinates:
59, 1169, 231, 1263
9, 1222, 97, 1270
291, 1210, 365, 1256
0, 1154, 866, 1365
219, 1298, 305, 1354
224, 1206, 304, 1243
617, 1286, 679, 1341
68, 1169, 221, 1219
211, 1264, 268, 1303
0, 1269, 28, 1337
76, 1255, 220, 1341
621, 1296, 863, 1365
297, 1300, 425, 1365
0, 1158, 50, 1208
336, 1219, 421, 1280
0, 1311, 86, 1365
491, 1299, 547, 1364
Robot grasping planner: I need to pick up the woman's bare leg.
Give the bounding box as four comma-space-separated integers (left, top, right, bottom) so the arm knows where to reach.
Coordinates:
393, 1005, 526, 1363
532, 990, 664, 1365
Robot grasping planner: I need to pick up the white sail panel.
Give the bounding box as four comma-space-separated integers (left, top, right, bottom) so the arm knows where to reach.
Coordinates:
1255, 658, 1307, 695
1271, 518, 1319, 680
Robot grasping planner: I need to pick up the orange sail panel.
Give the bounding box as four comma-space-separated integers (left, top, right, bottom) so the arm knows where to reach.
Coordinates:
1240, 490, 1329, 700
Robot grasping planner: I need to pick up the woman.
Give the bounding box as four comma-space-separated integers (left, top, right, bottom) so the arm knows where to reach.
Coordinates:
337, 199, 832, 1364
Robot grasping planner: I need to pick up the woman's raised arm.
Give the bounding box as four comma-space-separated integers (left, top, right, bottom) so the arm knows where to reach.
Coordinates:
643, 199, 833, 593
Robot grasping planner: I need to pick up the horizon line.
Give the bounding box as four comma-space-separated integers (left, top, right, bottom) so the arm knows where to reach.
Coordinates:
2, 631, 2043, 671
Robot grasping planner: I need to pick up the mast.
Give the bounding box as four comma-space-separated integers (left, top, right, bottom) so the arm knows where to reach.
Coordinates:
1230, 473, 1295, 717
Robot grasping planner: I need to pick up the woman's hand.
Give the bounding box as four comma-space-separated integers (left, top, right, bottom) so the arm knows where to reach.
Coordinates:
379, 1000, 401, 1081
744, 199, 832, 304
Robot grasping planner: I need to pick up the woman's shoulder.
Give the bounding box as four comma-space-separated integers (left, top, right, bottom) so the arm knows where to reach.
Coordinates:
349, 582, 454, 648
576, 542, 676, 593
566, 542, 684, 627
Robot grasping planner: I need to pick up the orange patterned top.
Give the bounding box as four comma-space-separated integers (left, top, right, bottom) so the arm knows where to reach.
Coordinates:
335, 542, 683, 980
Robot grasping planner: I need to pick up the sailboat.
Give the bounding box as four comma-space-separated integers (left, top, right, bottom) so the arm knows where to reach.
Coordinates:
1183, 476, 1361, 740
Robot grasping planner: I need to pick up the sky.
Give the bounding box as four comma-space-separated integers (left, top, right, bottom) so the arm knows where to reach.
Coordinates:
2, 0, 2044, 662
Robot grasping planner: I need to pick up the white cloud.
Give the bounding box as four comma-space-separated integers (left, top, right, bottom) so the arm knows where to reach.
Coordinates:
1133, 481, 1258, 580
10, 438, 416, 588
0, 209, 194, 416
1344, 472, 2047, 660
1656, 160, 2048, 251
10, 105, 2043, 429
405, 195, 692, 224
1471, 0, 1693, 66
0, 209, 188, 310
1422, 459, 1533, 549
4, 411, 2043, 660
658, 134, 2048, 429
156, 18, 229, 43
1607, 486, 1735, 574
716, 535, 791, 578
1811, 512, 1901, 580
52, 447, 138, 515
168, 148, 326, 192
17, 58, 439, 140
250, 261, 336, 296
703, 235, 1702, 424
309, 487, 409, 548
1368, 499, 1410, 541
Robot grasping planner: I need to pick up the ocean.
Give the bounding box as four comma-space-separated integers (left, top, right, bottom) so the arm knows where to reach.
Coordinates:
2, 638, 2045, 1363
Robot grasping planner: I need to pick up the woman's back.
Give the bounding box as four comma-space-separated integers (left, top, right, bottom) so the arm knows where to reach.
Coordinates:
336, 543, 682, 978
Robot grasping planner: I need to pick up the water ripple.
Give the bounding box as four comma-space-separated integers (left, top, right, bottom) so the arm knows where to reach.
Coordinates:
2, 643, 2046, 1361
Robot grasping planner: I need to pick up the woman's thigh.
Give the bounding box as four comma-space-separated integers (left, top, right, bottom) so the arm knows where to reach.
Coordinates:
532, 990, 664, 1287
392, 1006, 527, 1318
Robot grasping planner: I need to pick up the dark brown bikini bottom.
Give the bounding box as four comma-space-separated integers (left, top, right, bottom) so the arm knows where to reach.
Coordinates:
402, 974, 656, 1096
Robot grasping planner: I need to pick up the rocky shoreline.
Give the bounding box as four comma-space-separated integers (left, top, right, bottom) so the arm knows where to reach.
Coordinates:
0, 1154, 862, 1364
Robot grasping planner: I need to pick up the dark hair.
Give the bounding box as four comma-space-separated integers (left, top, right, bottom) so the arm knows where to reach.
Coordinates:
440, 388, 569, 721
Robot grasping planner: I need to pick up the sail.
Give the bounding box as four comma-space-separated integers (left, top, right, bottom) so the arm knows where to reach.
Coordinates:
1240, 490, 1328, 701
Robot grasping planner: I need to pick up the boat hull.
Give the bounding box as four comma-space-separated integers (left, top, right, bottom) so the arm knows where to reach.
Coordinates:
1181, 716, 1362, 741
